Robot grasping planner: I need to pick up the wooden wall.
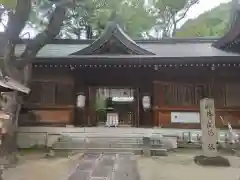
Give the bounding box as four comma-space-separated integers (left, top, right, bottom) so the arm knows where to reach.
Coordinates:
20, 65, 240, 129
152, 67, 240, 129
29, 110, 73, 123
21, 68, 75, 126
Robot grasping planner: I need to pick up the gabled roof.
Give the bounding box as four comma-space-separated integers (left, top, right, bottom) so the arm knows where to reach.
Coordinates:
13, 40, 239, 58
213, 1, 240, 52
70, 22, 155, 55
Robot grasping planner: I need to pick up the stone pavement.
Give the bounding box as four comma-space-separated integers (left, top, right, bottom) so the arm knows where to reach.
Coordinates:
68, 153, 139, 180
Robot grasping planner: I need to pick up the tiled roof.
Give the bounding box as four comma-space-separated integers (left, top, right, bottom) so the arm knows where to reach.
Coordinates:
13, 42, 239, 58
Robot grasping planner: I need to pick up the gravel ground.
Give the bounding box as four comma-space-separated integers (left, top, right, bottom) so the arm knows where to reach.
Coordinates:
137, 149, 240, 180
2, 151, 83, 180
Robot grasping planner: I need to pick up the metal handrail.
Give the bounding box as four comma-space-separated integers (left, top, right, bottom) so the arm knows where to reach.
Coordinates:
220, 116, 240, 143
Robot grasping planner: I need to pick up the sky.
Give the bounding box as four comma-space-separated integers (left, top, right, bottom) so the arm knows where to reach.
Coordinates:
188, 0, 231, 18
180, 0, 232, 26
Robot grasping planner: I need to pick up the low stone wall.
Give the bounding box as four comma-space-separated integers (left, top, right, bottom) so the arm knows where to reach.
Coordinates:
16, 126, 240, 149
17, 132, 61, 148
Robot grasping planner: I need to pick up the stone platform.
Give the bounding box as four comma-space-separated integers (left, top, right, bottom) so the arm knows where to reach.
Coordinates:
68, 153, 139, 180
16, 127, 240, 149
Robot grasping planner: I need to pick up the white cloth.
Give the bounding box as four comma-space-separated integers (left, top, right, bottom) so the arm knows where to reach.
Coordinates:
106, 113, 119, 127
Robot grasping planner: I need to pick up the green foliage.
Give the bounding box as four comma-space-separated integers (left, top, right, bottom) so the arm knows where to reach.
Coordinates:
119, 0, 156, 38
0, 0, 17, 9
152, 0, 199, 37
29, 0, 156, 39
155, 0, 188, 12
176, 2, 231, 37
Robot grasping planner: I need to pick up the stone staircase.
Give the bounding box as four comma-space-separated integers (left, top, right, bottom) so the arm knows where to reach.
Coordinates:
52, 133, 172, 155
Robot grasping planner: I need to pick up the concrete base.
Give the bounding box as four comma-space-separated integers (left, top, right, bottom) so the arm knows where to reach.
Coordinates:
151, 149, 168, 156
194, 155, 230, 167
0, 154, 18, 169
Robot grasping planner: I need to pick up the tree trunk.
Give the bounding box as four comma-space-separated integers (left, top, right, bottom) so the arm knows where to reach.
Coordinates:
0, 0, 31, 165
0, 1, 66, 165
172, 21, 177, 37
86, 25, 93, 39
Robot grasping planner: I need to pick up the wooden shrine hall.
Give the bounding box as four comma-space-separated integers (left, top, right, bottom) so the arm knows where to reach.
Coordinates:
3, 14, 240, 129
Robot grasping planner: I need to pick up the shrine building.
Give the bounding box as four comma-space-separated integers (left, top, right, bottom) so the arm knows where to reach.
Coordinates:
2, 14, 240, 129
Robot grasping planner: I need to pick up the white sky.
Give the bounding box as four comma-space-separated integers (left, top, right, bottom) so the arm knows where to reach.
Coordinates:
181, 0, 232, 25
188, 0, 231, 18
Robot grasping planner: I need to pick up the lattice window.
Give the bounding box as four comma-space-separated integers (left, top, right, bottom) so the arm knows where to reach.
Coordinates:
55, 83, 73, 105
164, 84, 195, 106
26, 81, 73, 106
41, 82, 56, 105
226, 83, 240, 107
211, 84, 226, 107
195, 84, 208, 105
28, 82, 42, 103
163, 83, 208, 106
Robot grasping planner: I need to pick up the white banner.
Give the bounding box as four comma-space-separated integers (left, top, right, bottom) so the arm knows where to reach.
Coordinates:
171, 112, 200, 123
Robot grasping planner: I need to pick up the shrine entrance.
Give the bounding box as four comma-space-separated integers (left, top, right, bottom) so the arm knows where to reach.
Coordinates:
95, 87, 139, 127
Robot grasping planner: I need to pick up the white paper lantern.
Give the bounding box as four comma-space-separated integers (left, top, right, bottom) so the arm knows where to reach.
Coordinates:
142, 96, 151, 110
76, 94, 85, 108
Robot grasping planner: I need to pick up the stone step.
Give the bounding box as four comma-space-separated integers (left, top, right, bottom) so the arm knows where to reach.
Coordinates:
52, 142, 146, 149
54, 147, 142, 154
59, 137, 143, 143
53, 139, 165, 148
52, 147, 168, 156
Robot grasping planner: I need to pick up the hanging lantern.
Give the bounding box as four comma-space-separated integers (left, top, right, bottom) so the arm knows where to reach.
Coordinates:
142, 96, 151, 110
76, 93, 85, 108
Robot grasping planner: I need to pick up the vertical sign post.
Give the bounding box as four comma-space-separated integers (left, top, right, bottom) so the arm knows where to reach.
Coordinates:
200, 98, 217, 157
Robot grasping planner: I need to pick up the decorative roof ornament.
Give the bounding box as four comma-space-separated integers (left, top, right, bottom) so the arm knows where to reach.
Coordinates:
70, 14, 155, 55
212, 0, 240, 53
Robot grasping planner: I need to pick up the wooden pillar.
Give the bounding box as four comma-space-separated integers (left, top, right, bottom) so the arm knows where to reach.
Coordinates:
73, 71, 88, 127
135, 88, 140, 127
138, 88, 153, 127
153, 82, 164, 127
153, 82, 159, 127
88, 86, 97, 126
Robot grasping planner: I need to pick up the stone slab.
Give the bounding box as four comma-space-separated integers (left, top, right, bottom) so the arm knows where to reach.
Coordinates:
91, 167, 112, 177
77, 161, 95, 170
67, 153, 139, 180
68, 170, 91, 180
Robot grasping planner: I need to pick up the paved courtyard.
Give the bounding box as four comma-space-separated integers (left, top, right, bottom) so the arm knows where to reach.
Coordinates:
2, 150, 240, 180
137, 150, 240, 180
3, 152, 83, 180
68, 153, 139, 180
2, 152, 139, 180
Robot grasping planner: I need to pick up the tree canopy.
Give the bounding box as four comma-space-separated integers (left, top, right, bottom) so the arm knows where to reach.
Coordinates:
29, 0, 156, 39
151, 0, 199, 37
0, 0, 17, 9
0, 0, 233, 40
28, 0, 200, 39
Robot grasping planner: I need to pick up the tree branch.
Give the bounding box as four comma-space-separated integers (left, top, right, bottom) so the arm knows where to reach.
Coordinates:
175, 0, 199, 23
175, 5, 191, 23
5, 0, 31, 42
0, 0, 31, 80
18, 5, 66, 67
